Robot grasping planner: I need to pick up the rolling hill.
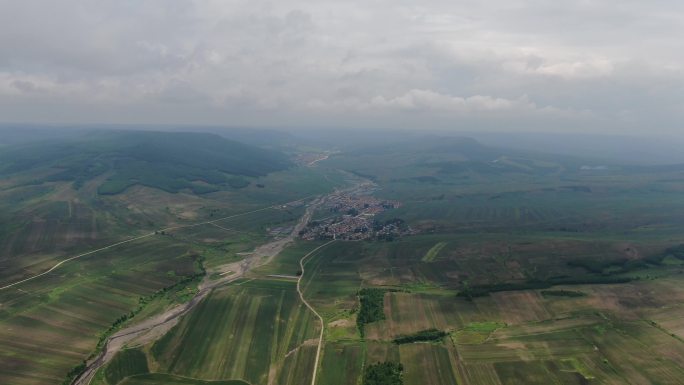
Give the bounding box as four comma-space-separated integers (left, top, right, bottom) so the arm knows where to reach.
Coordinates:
0, 130, 292, 195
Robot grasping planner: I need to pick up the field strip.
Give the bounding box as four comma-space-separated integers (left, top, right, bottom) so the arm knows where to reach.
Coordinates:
297, 240, 336, 385
0, 233, 155, 291
422, 241, 448, 262
0, 196, 316, 291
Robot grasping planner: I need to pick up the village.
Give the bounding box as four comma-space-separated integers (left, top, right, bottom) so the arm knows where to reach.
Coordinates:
298, 191, 413, 241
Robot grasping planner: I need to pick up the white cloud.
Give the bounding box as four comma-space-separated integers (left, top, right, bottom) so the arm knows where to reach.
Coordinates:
0, 0, 682, 134
369, 90, 534, 113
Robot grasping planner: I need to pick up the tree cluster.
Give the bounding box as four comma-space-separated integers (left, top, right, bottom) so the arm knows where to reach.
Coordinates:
356, 288, 387, 337
392, 328, 448, 344
363, 362, 404, 385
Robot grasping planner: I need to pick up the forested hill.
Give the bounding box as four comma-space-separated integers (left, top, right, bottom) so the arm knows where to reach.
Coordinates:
0, 130, 292, 195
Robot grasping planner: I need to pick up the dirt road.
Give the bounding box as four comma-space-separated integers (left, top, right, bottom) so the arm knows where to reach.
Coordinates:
296, 240, 336, 385
72, 196, 325, 385
0, 200, 313, 292
72, 177, 370, 385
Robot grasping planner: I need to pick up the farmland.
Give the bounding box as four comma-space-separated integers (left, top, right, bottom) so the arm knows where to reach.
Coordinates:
119, 374, 249, 385
301, 243, 684, 384
4, 130, 684, 385
148, 279, 319, 385
0, 136, 344, 385
290, 136, 684, 384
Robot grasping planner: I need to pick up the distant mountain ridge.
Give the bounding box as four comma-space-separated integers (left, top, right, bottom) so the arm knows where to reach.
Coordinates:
0, 130, 291, 195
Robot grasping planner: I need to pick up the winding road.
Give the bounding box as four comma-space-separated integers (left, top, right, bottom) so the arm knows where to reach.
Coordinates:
1, 174, 368, 385
0, 197, 315, 291
72, 194, 329, 385
296, 240, 336, 385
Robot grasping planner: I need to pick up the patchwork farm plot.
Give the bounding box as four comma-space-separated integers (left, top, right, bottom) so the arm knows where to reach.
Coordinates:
294, 233, 684, 385
91, 278, 320, 385
6, 130, 684, 385
148, 279, 319, 385
0, 190, 330, 385
0, 236, 203, 385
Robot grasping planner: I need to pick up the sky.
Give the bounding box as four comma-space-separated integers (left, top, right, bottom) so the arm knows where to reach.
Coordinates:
0, 0, 683, 135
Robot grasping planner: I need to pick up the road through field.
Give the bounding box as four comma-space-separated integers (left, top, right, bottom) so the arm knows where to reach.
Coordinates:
72, 194, 327, 385
297, 239, 336, 385
0, 233, 155, 291
0, 196, 315, 291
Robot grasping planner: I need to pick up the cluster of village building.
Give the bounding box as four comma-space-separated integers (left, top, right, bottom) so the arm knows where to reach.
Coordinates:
299, 192, 412, 241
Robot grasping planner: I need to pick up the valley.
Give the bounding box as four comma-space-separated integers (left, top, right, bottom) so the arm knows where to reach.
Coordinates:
2, 130, 684, 385
4, 2, 682, 384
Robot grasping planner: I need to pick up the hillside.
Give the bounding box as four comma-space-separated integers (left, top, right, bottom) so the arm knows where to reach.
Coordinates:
0, 130, 292, 195
322, 135, 588, 183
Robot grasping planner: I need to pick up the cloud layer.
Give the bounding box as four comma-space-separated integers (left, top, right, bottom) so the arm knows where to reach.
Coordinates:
0, 0, 682, 134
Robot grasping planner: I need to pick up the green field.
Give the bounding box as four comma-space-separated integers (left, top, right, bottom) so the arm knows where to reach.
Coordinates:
0, 235, 205, 385
421, 242, 447, 262
120, 373, 249, 385
149, 279, 319, 385
103, 349, 149, 385
0, 154, 343, 385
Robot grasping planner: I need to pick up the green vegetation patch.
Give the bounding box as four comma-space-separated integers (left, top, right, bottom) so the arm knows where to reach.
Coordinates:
421, 242, 448, 262
566, 245, 684, 276
644, 244, 684, 265
61, 361, 87, 385
560, 358, 595, 380
104, 348, 149, 385
319, 342, 363, 385
363, 361, 404, 385
0, 130, 291, 195
458, 276, 631, 299
392, 328, 448, 344
455, 322, 506, 345
463, 321, 505, 334
150, 282, 317, 384
94, 256, 206, 355
120, 373, 249, 385
357, 288, 388, 337
541, 289, 586, 298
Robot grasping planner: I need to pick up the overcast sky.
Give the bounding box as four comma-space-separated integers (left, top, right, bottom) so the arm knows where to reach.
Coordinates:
1, 0, 682, 135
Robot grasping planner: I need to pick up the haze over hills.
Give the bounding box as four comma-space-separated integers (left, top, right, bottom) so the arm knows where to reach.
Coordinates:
466, 131, 684, 166
0, 129, 291, 195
